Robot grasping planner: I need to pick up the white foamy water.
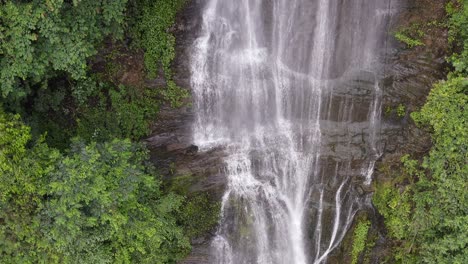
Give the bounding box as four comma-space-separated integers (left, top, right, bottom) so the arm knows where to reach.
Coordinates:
190, 0, 395, 263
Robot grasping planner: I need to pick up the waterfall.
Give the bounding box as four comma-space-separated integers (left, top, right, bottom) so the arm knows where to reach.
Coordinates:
190, 0, 395, 263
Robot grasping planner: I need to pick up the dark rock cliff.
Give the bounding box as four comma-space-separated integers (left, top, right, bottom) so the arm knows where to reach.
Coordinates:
146, 0, 226, 199
329, 0, 450, 263
145, 1, 225, 262
145, 0, 449, 263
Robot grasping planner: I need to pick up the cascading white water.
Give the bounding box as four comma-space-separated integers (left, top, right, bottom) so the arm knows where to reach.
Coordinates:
190, 0, 396, 263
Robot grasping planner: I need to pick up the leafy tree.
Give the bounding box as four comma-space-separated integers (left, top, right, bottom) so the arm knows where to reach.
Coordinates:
374, 79, 467, 264
447, 0, 468, 74
133, 0, 189, 107
410, 77, 468, 263
76, 83, 159, 142
44, 139, 190, 263
0, 0, 204, 262
351, 219, 371, 264
0, 110, 191, 263
374, 2, 468, 263
0, 0, 127, 99
0, 109, 62, 263
176, 193, 221, 239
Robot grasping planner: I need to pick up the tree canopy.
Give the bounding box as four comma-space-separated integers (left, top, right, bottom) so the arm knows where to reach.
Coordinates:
373, 1, 468, 263
0, 110, 191, 263
0, 0, 127, 99
0, 0, 215, 263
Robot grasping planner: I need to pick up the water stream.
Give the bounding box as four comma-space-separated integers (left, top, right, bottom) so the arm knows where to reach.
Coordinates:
191, 1, 396, 263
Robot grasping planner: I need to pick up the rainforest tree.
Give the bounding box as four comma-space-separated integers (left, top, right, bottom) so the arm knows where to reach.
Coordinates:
0, 0, 127, 99
0, 110, 190, 263
0, 0, 204, 263
374, 1, 468, 263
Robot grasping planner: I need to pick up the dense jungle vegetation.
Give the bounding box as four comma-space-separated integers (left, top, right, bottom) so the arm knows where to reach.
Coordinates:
373, 1, 467, 263
0, 0, 467, 264
0, 0, 217, 263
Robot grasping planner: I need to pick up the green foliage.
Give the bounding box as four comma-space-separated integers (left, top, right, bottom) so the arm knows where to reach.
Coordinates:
162, 80, 190, 108
76, 83, 159, 142
384, 104, 407, 119
384, 105, 393, 117
166, 175, 221, 239
396, 104, 406, 117
134, 0, 184, 78
72, 78, 102, 106
351, 219, 371, 264
14, 78, 159, 148
28, 113, 75, 152
45, 139, 190, 263
177, 193, 221, 239
22, 82, 76, 150
410, 77, 468, 263
376, 68, 467, 264
1, 0, 205, 262
133, 0, 189, 107
373, 155, 424, 263
0, 110, 62, 263
373, 179, 412, 241
394, 23, 425, 48
0, 0, 128, 99
376, 2, 468, 262
0, 111, 191, 263
447, 0, 468, 74
395, 32, 424, 48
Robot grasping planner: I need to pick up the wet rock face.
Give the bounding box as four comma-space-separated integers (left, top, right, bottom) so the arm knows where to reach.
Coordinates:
379, 0, 449, 155
329, 0, 451, 263
145, 1, 227, 198
146, 0, 448, 263
144, 1, 228, 262
145, 0, 227, 197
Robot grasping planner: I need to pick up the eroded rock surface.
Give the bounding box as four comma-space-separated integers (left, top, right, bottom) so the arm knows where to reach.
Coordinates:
146, 0, 449, 263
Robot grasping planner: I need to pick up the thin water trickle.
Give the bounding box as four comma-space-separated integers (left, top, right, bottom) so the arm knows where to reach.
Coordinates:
190, 0, 396, 263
